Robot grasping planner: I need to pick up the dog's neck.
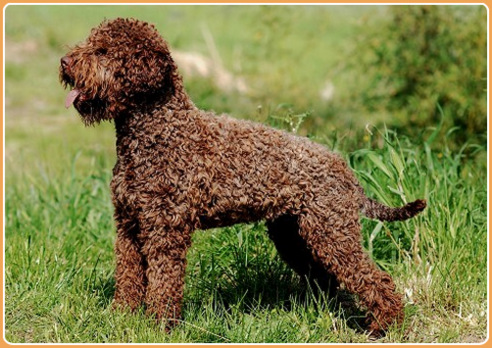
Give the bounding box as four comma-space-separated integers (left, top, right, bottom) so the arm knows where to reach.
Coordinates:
113, 94, 197, 159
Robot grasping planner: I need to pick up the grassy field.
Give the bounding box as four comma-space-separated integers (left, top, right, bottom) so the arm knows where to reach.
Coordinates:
4, 5, 488, 343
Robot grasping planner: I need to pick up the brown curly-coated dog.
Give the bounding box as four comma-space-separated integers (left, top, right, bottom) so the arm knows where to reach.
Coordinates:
60, 18, 426, 336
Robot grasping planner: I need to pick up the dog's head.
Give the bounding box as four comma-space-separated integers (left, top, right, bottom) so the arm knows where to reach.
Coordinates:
60, 18, 179, 125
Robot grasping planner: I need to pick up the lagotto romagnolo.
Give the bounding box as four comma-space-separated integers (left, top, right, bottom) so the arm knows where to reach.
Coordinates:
60, 18, 426, 336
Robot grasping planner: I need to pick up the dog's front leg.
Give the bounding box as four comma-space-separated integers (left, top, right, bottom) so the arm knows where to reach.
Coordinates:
113, 206, 147, 312
139, 216, 193, 329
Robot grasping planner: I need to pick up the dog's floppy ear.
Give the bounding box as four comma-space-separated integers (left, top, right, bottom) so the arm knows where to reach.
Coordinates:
123, 47, 175, 97
110, 19, 178, 102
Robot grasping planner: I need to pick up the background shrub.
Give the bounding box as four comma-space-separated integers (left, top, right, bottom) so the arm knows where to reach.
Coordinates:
339, 5, 487, 144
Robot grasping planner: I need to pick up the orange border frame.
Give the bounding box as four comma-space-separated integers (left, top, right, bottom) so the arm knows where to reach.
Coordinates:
2, 1, 489, 347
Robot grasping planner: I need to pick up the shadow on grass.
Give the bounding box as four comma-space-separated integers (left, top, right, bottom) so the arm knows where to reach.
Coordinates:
184, 255, 368, 334
86, 242, 367, 335
89, 275, 116, 308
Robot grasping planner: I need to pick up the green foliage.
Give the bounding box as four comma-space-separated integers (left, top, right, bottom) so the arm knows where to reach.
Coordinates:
264, 104, 312, 134
348, 127, 486, 342
346, 6, 487, 143
350, 126, 486, 271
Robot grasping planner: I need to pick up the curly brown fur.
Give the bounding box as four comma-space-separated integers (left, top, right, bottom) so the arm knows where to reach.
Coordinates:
60, 18, 426, 336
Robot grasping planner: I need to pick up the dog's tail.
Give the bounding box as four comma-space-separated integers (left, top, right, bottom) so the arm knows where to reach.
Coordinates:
360, 193, 427, 222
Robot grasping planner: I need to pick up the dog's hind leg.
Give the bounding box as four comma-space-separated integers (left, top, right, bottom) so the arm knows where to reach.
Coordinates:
297, 202, 404, 336
267, 214, 339, 297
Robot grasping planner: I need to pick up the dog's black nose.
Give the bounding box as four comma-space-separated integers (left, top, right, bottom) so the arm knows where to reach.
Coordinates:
60, 56, 71, 69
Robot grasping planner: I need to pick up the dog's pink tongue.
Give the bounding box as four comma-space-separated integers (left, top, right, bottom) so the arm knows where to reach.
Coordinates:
65, 89, 80, 108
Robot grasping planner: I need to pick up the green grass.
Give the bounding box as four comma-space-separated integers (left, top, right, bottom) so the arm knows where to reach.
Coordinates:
5, 5, 487, 343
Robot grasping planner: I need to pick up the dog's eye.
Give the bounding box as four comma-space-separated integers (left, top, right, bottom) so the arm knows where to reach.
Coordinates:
95, 48, 108, 56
